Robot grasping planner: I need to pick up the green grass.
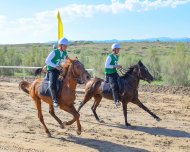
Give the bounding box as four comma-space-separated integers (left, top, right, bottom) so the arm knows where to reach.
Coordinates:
0, 42, 190, 86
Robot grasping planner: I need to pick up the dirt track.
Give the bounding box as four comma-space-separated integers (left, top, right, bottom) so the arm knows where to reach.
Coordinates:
0, 81, 190, 152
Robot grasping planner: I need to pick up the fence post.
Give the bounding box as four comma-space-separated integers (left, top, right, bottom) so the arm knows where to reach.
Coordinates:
22, 68, 26, 80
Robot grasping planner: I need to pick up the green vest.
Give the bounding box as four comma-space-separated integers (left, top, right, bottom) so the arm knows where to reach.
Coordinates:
47, 49, 67, 71
105, 54, 119, 74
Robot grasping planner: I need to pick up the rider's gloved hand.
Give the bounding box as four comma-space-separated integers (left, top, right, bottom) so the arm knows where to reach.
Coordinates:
114, 65, 122, 69
55, 66, 63, 72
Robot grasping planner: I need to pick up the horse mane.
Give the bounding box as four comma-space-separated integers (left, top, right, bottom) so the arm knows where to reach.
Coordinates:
61, 58, 79, 77
60, 58, 75, 76
121, 65, 136, 79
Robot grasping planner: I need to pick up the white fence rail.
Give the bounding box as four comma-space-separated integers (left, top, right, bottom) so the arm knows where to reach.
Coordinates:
0, 66, 94, 79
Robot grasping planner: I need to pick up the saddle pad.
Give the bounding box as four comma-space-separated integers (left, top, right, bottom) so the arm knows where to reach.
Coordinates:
101, 82, 112, 95
40, 79, 51, 97
40, 79, 62, 97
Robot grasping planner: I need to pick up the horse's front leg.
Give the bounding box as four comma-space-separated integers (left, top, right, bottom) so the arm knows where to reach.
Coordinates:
49, 105, 64, 129
60, 104, 82, 135
132, 98, 161, 121
122, 100, 131, 126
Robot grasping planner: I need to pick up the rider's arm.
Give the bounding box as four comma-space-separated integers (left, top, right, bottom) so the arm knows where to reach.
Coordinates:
105, 56, 114, 68
105, 56, 122, 69
45, 51, 57, 68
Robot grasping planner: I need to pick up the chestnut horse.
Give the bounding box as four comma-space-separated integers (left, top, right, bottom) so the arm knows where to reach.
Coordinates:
77, 61, 161, 126
19, 58, 91, 136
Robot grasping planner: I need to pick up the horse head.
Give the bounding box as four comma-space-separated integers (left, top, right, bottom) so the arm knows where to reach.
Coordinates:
136, 60, 154, 83
65, 58, 91, 84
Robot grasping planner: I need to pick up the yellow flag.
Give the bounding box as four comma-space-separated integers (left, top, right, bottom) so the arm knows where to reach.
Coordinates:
57, 11, 64, 39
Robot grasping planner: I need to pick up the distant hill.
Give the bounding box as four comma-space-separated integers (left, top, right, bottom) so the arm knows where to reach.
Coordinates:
47, 37, 190, 44
92, 37, 190, 43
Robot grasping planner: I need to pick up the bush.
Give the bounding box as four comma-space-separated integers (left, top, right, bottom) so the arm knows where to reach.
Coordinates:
162, 44, 190, 86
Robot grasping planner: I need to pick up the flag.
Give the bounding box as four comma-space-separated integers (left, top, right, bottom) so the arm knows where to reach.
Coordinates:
57, 11, 64, 40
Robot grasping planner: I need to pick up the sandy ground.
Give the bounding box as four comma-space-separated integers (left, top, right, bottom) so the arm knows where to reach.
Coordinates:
0, 81, 190, 152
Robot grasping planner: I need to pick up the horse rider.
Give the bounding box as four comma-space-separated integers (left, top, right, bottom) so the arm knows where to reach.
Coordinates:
45, 37, 69, 108
105, 43, 122, 107
53, 43, 58, 49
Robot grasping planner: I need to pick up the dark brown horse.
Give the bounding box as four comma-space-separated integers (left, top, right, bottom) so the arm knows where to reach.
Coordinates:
77, 61, 161, 126
19, 58, 91, 136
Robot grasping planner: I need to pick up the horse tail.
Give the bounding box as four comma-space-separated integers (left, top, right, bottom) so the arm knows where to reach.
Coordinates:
34, 65, 47, 77
34, 68, 43, 76
78, 77, 103, 112
19, 81, 31, 94
87, 77, 103, 96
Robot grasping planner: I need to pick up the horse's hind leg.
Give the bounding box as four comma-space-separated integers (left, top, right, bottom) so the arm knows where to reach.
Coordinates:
60, 105, 81, 135
91, 94, 102, 122
49, 105, 64, 129
77, 91, 93, 112
132, 98, 161, 121
34, 98, 51, 137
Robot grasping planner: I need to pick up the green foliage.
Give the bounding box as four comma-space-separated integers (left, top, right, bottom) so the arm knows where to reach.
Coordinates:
144, 47, 161, 80
162, 44, 190, 86
74, 49, 81, 54
0, 42, 190, 86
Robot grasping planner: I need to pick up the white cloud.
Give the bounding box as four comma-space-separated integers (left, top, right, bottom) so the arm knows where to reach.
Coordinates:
0, 0, 190, 44
126, 0, 190, 11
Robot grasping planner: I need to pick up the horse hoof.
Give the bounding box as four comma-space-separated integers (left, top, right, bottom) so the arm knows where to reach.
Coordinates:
156, 117, 162, 122
77, 130, 81, 135
126, 123, 131, 126
99, 120, 105, 123
60, 123, 65, 129
47, 133, 51, 137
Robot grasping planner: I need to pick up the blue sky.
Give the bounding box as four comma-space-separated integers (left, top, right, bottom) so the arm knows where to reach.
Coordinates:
0, 0, 190, 44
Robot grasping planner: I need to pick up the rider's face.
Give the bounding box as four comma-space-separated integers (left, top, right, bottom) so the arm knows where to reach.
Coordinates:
60, 44, 68, 51
114, 48, 120, 54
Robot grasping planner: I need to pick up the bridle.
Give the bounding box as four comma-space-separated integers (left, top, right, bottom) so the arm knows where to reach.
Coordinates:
119, 65, 152, 82
70, 60, 89, 81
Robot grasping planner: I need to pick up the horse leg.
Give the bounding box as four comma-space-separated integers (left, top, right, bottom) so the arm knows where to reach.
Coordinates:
77, 91, 93, 112
122, 100, 131, 126
132, 98, 161, 121
34, 98, 51, 137
91, 95, 103, 123
60, 105, 82, 135
49, 105, 64, 129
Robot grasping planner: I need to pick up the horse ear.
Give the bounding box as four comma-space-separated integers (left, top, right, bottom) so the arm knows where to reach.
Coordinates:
138, 60, 143, 66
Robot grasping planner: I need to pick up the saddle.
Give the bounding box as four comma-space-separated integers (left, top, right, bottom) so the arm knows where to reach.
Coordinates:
40, 78, 63, 97
102, 77, 125, 95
